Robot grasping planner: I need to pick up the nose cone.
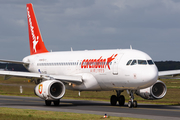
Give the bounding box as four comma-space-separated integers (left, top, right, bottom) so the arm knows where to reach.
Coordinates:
140, 65, 158, 88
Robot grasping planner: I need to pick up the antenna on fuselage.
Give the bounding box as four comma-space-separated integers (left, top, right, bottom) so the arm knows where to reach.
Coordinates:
130, 45, 132, 50
71, 47, 73, 51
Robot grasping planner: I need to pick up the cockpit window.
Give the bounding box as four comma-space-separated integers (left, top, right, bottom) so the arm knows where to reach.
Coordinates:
147, 60, 154, 65
138, 60, 147, 65
127, 59, 154, 66
126, 60, 132, 65
131, 60, 137, 65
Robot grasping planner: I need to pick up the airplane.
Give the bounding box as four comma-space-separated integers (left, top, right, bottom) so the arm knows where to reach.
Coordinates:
0, 3, 180, 108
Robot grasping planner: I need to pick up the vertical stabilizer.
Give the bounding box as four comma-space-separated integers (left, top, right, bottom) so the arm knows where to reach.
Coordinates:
26, 3, 48, 55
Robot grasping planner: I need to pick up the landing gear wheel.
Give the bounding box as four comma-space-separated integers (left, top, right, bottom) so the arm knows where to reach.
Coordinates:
118, 95, 125, 106
128, 101, 133, 108
133, 100, 137, 108
45, 100, 51, 106
110, 95, 117, 106
127, 90, 138, 108
53, 100, 60, 106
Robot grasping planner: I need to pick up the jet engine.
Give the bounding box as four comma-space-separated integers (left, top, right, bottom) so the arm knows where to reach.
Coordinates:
136, 80, 167, 100
34, 80, 65, 100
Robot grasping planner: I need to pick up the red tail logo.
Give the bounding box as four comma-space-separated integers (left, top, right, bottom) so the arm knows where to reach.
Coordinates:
26, 3, 48, 55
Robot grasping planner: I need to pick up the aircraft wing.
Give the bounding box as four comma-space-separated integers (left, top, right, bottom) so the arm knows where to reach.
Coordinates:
158, 70, 180, 76
50, 74, 82, 84
0, 71, 82, 84
0, 59, 29, 65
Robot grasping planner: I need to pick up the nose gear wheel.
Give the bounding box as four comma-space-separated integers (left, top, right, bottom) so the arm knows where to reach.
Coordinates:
128, 90, 138, 108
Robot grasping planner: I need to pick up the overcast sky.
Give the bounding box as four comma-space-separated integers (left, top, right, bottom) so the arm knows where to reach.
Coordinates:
0, 0, 180, 61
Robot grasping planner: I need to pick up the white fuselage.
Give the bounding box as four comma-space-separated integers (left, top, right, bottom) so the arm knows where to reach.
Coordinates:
23, 49, 158, 91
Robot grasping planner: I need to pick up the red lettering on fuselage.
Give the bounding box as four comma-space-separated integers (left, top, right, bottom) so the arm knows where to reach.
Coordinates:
81, 54, 118, 70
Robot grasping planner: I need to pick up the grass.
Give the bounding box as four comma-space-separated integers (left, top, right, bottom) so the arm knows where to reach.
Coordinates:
0, 107, 149, 120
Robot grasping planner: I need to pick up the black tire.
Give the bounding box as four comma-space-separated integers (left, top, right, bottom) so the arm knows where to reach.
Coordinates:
118, 95, 125, 106
128, 101, 133, 108
53, 99, 60, 106
133, 100, 137, 108
110, 95, 117, 106
45, 100, 51, 106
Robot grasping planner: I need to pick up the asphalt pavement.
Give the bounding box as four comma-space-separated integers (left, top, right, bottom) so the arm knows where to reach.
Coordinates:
0, 95, 179, 120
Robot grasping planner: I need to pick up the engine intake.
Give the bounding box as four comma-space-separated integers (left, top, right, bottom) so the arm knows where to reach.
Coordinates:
34, 80, 65, 100
136, 80, 167, 100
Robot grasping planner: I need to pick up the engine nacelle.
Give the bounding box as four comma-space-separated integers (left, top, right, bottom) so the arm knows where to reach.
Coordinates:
34, 80, 65, 100
136, 80, 167, 100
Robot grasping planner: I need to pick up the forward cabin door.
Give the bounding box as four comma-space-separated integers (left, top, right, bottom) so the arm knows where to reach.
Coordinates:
112, 54, 123, 75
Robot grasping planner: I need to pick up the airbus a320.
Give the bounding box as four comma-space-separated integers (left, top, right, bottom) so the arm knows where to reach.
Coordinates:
0, 3, 179, 108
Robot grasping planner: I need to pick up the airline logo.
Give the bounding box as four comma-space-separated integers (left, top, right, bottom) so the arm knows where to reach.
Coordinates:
81, 54, 118, 70
38, 84, 43, 94
27, 7, 39, 53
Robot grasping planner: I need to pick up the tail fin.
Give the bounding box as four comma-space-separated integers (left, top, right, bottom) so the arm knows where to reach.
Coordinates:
26, 3, 48, 55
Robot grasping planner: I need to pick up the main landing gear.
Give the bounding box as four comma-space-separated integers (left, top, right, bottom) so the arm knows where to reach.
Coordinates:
110, 90, 125, 106
45, 99, 60, 106
110, 90, 138, 108
127, 90, 137, 108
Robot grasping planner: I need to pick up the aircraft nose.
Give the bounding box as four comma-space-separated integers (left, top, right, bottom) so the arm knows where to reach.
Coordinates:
141, 66, 158, 87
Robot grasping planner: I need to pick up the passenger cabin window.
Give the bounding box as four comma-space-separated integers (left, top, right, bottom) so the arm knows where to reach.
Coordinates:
147, 60, 154, 65
131, 60, 137, 65
138, 60, 147, 65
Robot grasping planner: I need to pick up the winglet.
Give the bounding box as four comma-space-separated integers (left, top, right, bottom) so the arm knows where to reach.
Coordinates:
26, 3, 48, 55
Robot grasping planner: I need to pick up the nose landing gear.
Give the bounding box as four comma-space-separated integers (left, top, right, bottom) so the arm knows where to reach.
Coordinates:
128, 90, 137, 108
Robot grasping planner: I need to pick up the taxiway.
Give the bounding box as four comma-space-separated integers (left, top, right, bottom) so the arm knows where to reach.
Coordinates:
0, 95, 179, 120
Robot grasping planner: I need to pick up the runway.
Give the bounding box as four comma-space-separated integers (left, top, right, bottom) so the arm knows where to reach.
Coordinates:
0, 95, 179, 120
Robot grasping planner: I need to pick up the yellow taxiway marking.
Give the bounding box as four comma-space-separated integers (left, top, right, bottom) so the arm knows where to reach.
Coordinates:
107, 105, 180, 112
0, 98, 24, 101
0, 98, 72, 105
0, 98, 43, 103
135, 107, 180, 112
